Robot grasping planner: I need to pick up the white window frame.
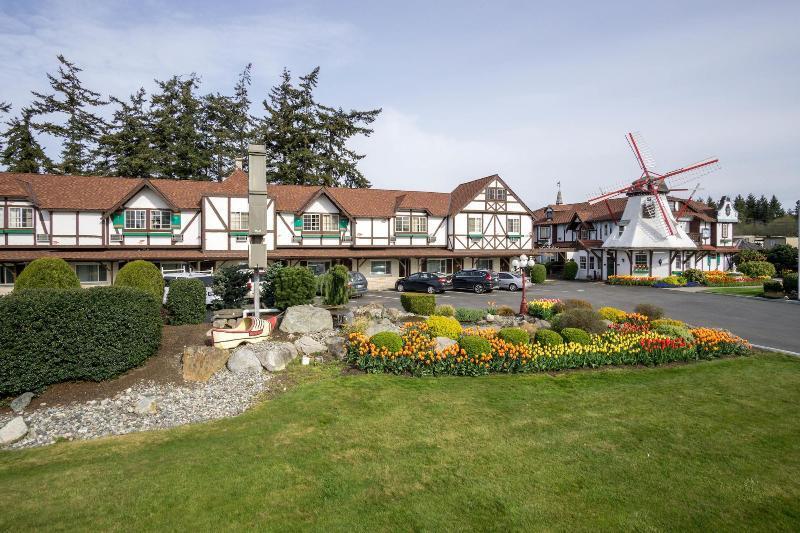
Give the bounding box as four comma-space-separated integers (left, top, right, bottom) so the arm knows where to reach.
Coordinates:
302, 214, 320, 232
579, 256, 587, 270
411, 216, 427, 234
9, 207, 34, 229
75, 263, 107, 284
395, 216, 410, 233
231, 211, 249, 231
150, 210, 172, 231
589, 256, 595, 270
538, 226, 551, 239
321, 214, 339, 232
0, 207, 4, 228
370, 260, 392, 275
468, 216, 482, 234
125, 209, 146, 230
634, 252, 648, 271
0, 265, 15, 285
487, 187, 507, 201
507, 217, 521, 234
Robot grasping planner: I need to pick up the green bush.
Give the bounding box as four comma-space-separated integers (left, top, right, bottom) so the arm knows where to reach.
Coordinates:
561, 327, 591, 345
455, 307, 486, 322
563, 259, 578, 280
496, 305, 516, 316
165, 278, 206, 325
551, 308, 606, 334
497, 327, 529, 345
738, 261, 776, 279
598, 306, 627, 323
322, 265, 350, 306
369, 331, 403, 353
259, 263, 284, 307
212, 264, 250, 308
553, 298, 592, 314
426, 315, 462, 339
651, 318, 685, 329
400, 293, 436, 315
633, 303, 664, 321
783, 272, 798, 294
660, 275, 686, 287
682, 269, 706, 283
653, 323, 694, 343
14, 257, 80, 290
0, 287, 162, 395
433, 304, 455, 317
765, 244, 797, 274
534, 329, 564, 346
734, 249, 766, 264
273, 266, 316, 310
459, 335, 492, 358
114, 260, 163, 302
763, 280, 783, 293
530, 264, 546, 284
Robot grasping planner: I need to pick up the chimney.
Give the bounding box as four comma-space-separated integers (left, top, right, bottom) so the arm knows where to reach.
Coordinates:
556, 181, 563, 205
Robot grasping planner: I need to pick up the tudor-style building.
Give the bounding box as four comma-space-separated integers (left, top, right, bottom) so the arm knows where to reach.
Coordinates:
0, 171, 535, 291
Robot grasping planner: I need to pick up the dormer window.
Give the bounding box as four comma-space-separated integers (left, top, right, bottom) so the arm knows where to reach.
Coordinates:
303, 213, 338, 232
545, 207, 553, 220
150, 210, 172, 231
124, 209, 146, 230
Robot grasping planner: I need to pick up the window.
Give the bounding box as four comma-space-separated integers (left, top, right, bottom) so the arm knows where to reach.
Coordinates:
230, 212, 249, 231
150, 210, 172, 230
487, 187, 507, 201
538, 226, 551, 239
579, 256, 587, 270
618, 225, 625, 236
371, 260, 392, 275
0, 207, 3, 228
0, 265, 14, 285
321, 214, 339, 232
589, 256, 595, 270
468, 216, 482, 234
125, 209, 146, 230
302, 214, 320, 232
395, 216, 410, 233
75, 264, 107, 283
305, 261, 330, 275
475, 258, 493, 270
634, 252, 648, 271
507, 217, 521, 234
545, 208, 553, 220
580, 228, 589, 240
411, 216, 427, 233
722, 224, 729, 238
675, 254, 683, 270
9, 207, 33, 229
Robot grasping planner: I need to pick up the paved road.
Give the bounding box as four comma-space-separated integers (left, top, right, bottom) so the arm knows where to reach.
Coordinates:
353, 280, 800, 353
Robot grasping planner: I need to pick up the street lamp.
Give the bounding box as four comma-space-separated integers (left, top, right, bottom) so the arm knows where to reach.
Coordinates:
512, 254, 536, 315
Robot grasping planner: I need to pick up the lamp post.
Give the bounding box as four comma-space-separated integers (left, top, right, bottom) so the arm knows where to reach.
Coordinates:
512, 254, 536, 315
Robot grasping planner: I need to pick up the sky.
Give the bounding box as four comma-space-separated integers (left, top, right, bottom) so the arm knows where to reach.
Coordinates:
1, 0, 798, 209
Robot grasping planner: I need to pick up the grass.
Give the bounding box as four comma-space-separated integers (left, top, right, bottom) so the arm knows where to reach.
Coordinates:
1, 354, 800, 531
704, 286, 765, 297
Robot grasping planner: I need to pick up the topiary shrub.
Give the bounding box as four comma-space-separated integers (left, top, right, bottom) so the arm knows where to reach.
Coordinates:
433, 304, 455, 317
682, 268, 706, 283
653, 323, 694, 343
530, 263, 546, 284
598, 306, 627, 323
783, 272, 798, 294
114, 260, 164, 302
534, 329, 563, 346
0, 287, 162, 395
738, 261, 777, 279
212, 264, 250, 308
651, 318, 685, 329
455, 307, 486, 322
273, 266, 316, 310
763, 279, 783, 295
496, 305, 516, 316
459, 335, 492, 358
322, 265, 350, 306
370, 331, 403, 353
165, 278, 206, 325
633, 303, 664, 321
497, 327, 529, 345
400, 293, 436, 315
14, 257, 80, 290
551, 308, 606, 334
563, 259, 578, 280
426, 315, 462, 340
561, 327, 591, 345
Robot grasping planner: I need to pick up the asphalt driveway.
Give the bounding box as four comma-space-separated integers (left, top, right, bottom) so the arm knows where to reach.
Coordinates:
353, 280, 800, 354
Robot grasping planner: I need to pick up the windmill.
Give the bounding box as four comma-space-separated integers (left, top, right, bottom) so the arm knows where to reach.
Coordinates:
590, 132, 719, 249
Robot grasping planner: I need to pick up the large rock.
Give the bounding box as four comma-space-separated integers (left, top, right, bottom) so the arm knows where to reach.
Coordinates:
365, 318, 401, 337
0, 417, 28, 445
330, 309, 354, 328
10, 392, 34, 414
532, 318, 551, 330
227, 347, 263, 373
295, 335, 326, 355
355, 303, 384, 319
435, 336, 457, 352
183, 345, 231, 382
134, 396, 158, 415
254, 342, 298, 372
326, 336, 347, 360
280, 305, 333, 334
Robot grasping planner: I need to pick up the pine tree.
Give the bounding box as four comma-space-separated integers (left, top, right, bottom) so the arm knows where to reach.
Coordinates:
149, 74, 211, 180
97, 88, 155, 178
767, 195, 785, 221
0, 102, 9, 113
733, 194, 746, 217
705, 196, 718, 209
744, 194, 758, 223
755, 195, 770, 223
29, 55, 107, 175
1, 107, 54, 173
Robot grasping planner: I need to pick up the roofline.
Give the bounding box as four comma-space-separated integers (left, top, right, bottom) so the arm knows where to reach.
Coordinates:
103, 179, 179, 216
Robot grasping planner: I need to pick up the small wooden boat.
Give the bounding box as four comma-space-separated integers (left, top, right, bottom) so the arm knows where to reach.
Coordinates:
210, 315, 279, 349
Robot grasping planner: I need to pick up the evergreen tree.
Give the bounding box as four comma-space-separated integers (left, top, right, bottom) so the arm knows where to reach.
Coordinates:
733, 194, 746, 217
744, 194, 758, 223
30, 55, 107, 175
1, 107, 54, 173
97, 88, 155, 178
257, 67, 380, 187
705, 196, 718, 209
755, 195, 770, 223
767, 195, 785, 221
149, 74, 211, 180
0, 101, 9, 113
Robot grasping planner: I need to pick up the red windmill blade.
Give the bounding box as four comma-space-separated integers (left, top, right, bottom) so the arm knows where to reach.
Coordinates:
627, 131, 656, 177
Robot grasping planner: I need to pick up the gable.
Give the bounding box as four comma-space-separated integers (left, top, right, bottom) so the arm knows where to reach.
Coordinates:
124, 187, 173, 209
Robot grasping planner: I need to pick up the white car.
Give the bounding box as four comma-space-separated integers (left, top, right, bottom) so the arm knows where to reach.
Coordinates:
162, 268, 220, 306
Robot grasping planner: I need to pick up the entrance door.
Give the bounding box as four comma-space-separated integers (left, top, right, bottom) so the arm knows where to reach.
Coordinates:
606, 253, 615, 277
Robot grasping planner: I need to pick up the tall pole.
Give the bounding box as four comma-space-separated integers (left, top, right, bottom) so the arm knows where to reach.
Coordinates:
248, 144, 268, 316
797, 202, 799, 301
519, 267, 528, 315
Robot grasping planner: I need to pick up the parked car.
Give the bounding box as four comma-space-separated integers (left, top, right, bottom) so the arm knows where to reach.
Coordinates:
395, 272, 448, 294
162, 269, 220, 306
451, 269, 497, 293
349, 271, 368, 297
497, 271, 524, 291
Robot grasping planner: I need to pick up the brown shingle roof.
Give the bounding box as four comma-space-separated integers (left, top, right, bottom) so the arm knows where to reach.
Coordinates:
447, 174, 497, 215
532, 196, 717, 225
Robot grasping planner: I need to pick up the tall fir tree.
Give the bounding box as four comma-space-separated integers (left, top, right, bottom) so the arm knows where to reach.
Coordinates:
257, 67, 380, 187
705, 196, 718, 209
97, 88, 155, 178
744, 193, 758, 223
0, 102, 9, 113
767, 195, 785, 221
733, 194, 746, 217
30, 55, 107, 175
1, 107, 54, 173
149, 74, 211, 180
755, 195, 770, 223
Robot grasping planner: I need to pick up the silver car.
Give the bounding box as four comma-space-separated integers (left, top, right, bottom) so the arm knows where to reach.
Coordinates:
497, 271, 524, 291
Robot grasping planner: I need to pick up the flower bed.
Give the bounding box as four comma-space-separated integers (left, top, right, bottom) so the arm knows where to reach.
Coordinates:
607, 275, 658, 286
347, 321, 750, 377
608, 272, 764, 288
527, 298, 561, 319
703, 271, 765, 287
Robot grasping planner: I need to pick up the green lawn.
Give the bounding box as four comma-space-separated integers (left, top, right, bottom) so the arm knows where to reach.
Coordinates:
2, 354, 800, 531
704, 286, 765, 297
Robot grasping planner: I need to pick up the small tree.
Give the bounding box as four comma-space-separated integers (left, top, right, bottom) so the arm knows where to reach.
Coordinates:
530, 264, 546, 284
14, 257, 80, 290
259, 262, 285, 307
322, 265, 350, 305
733, 249, 766, 265
114, 260, 164, 302
166, 278, 206, 325
273, 266, 316, 309
766, 244, 798, 274
212, 265, 250, 308
563, 260, 579, 280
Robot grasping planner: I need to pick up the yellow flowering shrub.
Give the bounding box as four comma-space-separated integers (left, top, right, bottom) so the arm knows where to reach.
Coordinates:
426, 315, 462, 340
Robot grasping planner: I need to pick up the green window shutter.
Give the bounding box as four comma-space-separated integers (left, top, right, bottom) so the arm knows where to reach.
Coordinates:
112, 212, 124, 228
171, 213, 181, 228
294, 216, 303, 229
339, 217, 348, 229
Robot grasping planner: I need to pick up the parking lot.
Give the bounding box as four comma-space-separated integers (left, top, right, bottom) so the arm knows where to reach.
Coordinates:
352, 280, 800, 354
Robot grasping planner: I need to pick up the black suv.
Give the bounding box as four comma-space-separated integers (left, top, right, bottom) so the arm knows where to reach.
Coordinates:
451, 269, 497, 293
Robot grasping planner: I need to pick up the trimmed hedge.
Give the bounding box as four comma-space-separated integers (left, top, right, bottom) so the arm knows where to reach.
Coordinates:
455, 307, 486, 322
14, 257, 80, 290
563, 259, 578, 280
166, 278, 206, 325
738, 261, 776, 279
370, 331, 403, 353
763, 280, 783, 294
783, 272, 798, 294
530, 264, 546, 284
535, 329, 563, 346
400, 293, 435, 315
651, 318, 685, 329
562, 327, 591, 345
551, 308, 606, 334
115, 260, 164, 302
653, 323, 694, 343
426, 315, 462, 340
0, 287, 162, 395
497, 327, 529, 346
274, 266, 316, 309
554, 298, 592, 313
459, 335, 492, 358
